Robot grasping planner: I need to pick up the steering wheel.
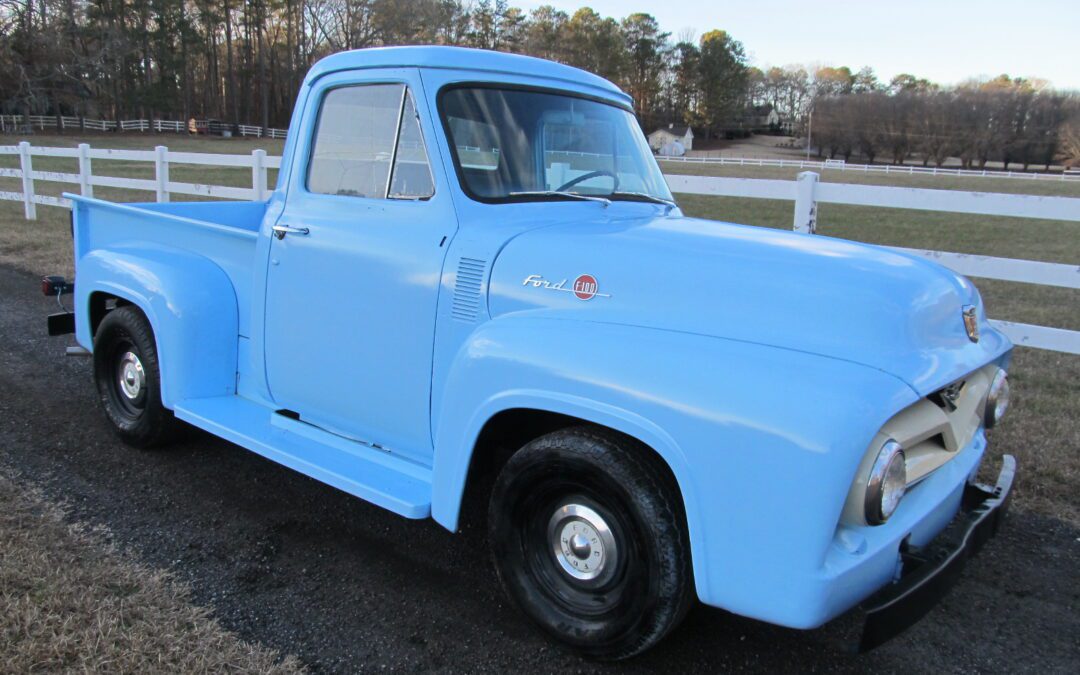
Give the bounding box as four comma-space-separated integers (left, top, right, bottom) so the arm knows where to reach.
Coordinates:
555, 169, 619, 192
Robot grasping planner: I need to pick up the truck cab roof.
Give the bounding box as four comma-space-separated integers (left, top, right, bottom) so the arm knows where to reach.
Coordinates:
301, 45, 632, 108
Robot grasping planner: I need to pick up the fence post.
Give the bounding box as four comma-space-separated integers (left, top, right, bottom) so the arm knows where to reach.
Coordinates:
793, 171, 818, 234
78, 143, 93, 198
18, 141, 37, 220
251, 149, 268, 200
154, 145, 169, 203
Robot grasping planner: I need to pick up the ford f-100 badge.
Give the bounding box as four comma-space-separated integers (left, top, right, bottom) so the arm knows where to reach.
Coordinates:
523, 274, 611, 300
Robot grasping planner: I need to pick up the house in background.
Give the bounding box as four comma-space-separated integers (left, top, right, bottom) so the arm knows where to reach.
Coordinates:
648, 124, 694, 153
765, 107, 795, 135
743, 105, 796, 135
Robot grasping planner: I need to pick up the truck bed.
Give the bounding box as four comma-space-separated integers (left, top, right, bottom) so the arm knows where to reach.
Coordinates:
68, 196, 266, 336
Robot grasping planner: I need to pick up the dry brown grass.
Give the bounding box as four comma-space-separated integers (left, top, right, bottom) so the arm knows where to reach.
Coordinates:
0, 470, 305, 673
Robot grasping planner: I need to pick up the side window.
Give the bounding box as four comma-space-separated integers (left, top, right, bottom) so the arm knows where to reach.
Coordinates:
308, 84, 434, 200
389, 92, 435, 199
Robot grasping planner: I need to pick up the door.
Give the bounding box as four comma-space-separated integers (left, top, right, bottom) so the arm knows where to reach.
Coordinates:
264, 70, 456, 462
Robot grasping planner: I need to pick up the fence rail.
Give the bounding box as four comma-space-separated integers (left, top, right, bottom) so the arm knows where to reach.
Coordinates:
0, 114, 288, 139
0, 142, 273, 219
1, 143, 1077, 355
660, 155, 1080, 183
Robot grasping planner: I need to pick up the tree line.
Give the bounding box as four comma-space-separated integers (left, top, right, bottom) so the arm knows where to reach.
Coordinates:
750, 65, 1079, 169
806, 73, 1077, 170
2, 1, 1078, 167
0, 0, 749, 138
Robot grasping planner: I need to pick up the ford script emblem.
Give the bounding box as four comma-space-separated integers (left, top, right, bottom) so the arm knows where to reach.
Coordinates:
523, 274, 611, 300
962, 305, 979, 343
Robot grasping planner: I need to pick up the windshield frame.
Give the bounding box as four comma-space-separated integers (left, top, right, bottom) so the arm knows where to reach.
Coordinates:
436, 82, 670, 206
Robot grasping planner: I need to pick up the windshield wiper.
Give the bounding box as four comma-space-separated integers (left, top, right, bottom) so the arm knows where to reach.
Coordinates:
508, 190, 611, 206
610, 191, 677, 209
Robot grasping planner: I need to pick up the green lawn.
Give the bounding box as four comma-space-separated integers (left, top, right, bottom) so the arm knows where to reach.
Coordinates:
1, 133, 1077, 524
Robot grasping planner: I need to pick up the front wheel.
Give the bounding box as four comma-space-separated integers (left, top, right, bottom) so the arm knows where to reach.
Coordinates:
93, 305, 180, 448
488, 427, 693, 660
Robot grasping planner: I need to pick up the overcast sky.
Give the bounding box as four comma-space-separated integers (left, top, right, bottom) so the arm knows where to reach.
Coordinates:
521, 0, 1080, 90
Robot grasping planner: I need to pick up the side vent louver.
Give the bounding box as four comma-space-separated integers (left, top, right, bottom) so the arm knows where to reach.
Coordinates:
451, 257, 487, 322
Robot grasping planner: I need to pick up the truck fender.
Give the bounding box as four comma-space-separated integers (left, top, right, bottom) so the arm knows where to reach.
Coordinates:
429, 316, 921, 608
429, 318, 704, 587
75, 245, 239, 409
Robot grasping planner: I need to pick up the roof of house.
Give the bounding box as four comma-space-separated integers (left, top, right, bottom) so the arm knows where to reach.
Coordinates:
303, 46, 630, 107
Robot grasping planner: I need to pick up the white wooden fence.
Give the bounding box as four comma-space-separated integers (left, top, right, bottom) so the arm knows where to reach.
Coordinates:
0, 114, 288, 139
1, 143, 1077, 355
659, 155, 1080, 183
0, 142, 280, 218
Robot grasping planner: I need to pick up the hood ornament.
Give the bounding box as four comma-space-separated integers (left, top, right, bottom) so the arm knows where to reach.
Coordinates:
962, 305, 979, 343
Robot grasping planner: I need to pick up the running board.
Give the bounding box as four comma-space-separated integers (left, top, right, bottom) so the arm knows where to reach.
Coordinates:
174, 396, 432, 518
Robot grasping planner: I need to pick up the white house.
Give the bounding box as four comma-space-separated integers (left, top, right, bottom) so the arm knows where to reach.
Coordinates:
648, 124, 694, 152
765, 108, 795, 134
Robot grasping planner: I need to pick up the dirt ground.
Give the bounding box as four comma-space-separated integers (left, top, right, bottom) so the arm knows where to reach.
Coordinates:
1, 262, 1078, 672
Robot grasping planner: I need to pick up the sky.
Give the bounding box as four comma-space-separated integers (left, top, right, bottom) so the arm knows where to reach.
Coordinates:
520, 0, 1080, 90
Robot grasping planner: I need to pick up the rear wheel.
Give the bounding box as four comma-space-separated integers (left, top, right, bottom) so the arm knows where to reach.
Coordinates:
488, 427, 693, 660
93, 306, 180, 448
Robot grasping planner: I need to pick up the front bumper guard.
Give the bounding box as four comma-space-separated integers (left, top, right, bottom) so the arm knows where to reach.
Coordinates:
858, 454, 1016, 652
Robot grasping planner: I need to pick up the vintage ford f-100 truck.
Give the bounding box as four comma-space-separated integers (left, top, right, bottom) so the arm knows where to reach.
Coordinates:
45, 46, 1015, 658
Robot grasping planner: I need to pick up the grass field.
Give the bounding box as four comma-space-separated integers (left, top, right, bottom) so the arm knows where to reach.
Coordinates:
0, 468, 303, 672
1, 133, 1078, 525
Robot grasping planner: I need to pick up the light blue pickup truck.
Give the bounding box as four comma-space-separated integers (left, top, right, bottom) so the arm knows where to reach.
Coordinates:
46, 46, 1015, 658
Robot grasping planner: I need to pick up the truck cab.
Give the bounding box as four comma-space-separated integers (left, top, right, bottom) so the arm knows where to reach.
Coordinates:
52, 46, 1015, 658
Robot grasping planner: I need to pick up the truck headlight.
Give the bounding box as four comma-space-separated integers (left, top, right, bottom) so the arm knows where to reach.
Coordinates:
984, 370, 1010, 429
865, 440, 906, 525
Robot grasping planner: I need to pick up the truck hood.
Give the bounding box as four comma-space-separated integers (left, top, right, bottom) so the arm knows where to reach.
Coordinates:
487, 213, 1010, 395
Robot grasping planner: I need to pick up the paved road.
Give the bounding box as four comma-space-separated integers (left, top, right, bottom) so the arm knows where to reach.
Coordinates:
1, 263, 1076, 673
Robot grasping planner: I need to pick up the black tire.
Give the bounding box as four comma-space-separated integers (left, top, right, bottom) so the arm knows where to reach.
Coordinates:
489, 426, 693, 660
93, 305, 180, 448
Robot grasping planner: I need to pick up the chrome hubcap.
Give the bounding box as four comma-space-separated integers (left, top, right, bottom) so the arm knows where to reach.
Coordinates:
548, 503, 617, 583
118, 351, 145, 400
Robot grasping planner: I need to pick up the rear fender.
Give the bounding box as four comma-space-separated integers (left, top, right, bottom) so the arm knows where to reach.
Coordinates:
75, 245, 239, 409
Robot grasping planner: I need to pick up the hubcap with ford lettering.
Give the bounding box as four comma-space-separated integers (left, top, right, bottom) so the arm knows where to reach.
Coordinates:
548, 502, 618, 584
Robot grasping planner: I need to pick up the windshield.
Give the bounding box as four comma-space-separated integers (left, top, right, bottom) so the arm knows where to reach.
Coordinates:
439, 86, 674, 204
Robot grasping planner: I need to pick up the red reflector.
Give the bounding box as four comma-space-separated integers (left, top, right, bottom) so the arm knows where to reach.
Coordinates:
41, 275, 67, 296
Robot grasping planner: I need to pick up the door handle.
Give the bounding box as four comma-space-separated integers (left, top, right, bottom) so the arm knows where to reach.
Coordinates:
272, 224, 310, 240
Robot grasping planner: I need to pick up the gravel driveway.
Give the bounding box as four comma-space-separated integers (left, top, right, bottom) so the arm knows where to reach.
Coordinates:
1, 263, 1076, 673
